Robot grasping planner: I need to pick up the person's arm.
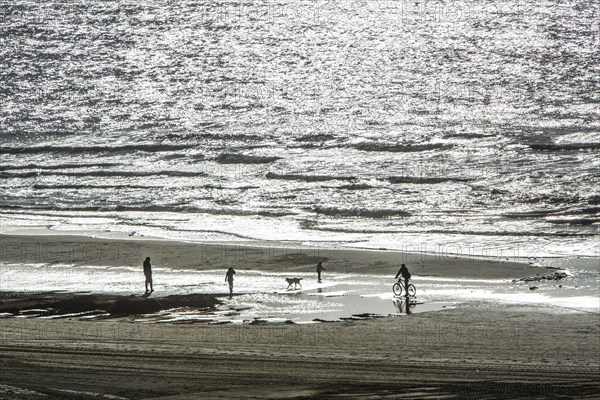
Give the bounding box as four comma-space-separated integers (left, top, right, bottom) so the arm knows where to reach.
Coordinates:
394, 270, 400, 279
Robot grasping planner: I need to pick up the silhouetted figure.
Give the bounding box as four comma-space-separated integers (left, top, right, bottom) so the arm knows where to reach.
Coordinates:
394, 263, 411, 297
225, 267, 236, 294
143, 257, 153, 294
316, 261, 325, 283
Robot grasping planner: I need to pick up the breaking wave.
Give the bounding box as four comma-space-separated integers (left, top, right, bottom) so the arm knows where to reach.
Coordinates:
387, 176, 473, 184
352, 142, 451, 152
0, 204, 294, 217
266, 172, 355, 182
527, 143, 600, 151
0, 143, 193, 155
310, 207, 411, 218
0, 170, 206, 179
0, 162, 121, 170
215, 153, 281, 164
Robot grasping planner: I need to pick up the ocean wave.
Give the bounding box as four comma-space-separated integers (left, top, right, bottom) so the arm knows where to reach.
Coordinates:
163, 153, 205, 161
24, 183, 257, 191
501, 210, 563, 219
352, 142, 450, 152
117, 220, 260, 240
522, 195, 583, 205
160, 132, 266, 142
0, 204, 293, 217
338, 183, 378, 190
295, 134, 338, 142
307, 226, 595, 237
31, 184, 164, 190
0, 170, 206, 178
587, 195, 600, 205
0, 162, 121, 171
215, 153, 281, 164
310, 207, 411, 218
387, 176, 472, 184
443, 133, 495, 139
201, 184, 260, 190
266, 172, 355, 182
0, 143, 193, 155
527, 143, 600, 151
545, 217, 600, 226
559, 206, 600, 216
503, 207, 600, 219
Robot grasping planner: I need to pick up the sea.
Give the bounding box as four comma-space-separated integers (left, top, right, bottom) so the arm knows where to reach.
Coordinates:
1, 0, 599, 259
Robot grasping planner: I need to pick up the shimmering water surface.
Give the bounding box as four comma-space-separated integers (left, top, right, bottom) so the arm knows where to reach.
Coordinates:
1, 0, 599, 257
2, 264, 597, 322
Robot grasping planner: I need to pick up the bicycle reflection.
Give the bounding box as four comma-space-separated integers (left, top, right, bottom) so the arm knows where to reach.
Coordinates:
392, 298, 417, 315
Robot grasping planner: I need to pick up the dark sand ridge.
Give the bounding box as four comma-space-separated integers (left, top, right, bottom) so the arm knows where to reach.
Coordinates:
0, 292, 222, 316
0, 233, 545, 279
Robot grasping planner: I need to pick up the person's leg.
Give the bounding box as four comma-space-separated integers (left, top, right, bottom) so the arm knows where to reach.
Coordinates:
404, 278, 409, 297
150, 278, 153, 292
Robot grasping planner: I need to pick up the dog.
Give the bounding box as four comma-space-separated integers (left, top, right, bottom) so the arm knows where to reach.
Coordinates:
285, 277, 303, 289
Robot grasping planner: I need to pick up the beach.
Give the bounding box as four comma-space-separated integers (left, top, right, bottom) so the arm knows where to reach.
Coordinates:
1, 232, 598, 399
2, 0, 599, 397
1, 298, 598, 399
0, 231, 546, 278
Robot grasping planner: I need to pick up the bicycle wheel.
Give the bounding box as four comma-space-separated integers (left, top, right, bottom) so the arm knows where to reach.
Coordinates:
392, 282, 403, 296
407, 284, 416, 297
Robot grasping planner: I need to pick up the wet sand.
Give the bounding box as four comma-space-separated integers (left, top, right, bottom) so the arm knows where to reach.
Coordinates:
0, 292, 222, 317
0, 232, 544, 279
0, 304, 598, 399
1, 232, 598, 398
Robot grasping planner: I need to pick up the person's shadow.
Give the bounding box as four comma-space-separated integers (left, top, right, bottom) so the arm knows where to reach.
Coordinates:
142, 292, 152, 298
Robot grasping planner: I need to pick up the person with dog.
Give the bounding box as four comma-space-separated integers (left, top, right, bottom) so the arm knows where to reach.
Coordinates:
316, 261, 325, 283
143, 257, 153, 294
394, 263, 411, 297
225, 267, 236, 294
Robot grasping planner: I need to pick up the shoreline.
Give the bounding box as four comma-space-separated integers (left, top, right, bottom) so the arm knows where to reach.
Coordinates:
0, 231, 548, 279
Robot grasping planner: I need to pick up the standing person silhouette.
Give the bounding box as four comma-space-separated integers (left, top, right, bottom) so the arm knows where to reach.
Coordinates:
316, 261, 325, 283
394, 263, 411, 297
225, 267, 236, 295
143, 257, 153, 294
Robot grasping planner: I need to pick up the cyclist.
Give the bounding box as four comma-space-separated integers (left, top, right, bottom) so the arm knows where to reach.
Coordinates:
394, 263, 411, 297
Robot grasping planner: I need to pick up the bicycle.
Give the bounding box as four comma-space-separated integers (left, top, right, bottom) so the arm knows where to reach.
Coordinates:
392, 280, 416, 297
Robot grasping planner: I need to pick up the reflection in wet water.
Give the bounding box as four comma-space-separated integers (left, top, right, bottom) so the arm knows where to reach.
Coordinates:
130, 292, 450, 324
1, 262, 596, 323
393, 298, 416, 315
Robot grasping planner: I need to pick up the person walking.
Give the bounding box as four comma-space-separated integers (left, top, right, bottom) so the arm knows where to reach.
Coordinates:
225, 267, 236, 294
394, 263, 411, 297
316, 261, 325, 283
143, 257, 153, 294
